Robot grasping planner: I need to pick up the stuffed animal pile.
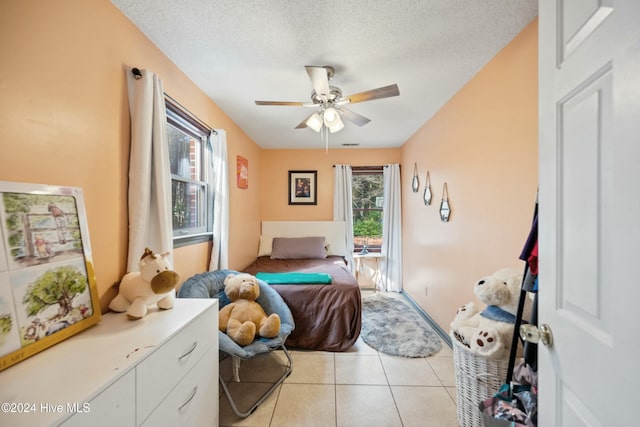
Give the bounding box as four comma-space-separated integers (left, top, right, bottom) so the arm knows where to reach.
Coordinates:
450, 268, 528, 359
109, 248, 181, 320
219, 273, 280, 346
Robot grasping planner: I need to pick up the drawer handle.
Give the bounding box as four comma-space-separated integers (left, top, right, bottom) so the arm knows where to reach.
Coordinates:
178, 341, 198, 361
178, 386, 198, 411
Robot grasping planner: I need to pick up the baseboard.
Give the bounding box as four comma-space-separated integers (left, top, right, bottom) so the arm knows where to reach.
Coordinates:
400, 292, 452, 349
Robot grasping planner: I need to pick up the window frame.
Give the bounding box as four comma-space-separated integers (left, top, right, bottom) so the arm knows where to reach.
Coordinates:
351, 166, 384, 253
165, 96, 214, 248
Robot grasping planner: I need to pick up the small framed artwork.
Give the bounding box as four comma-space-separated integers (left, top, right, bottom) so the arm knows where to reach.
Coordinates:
288, 170, 317, 205
236, 155, 248, 189
0, 181, 101, 372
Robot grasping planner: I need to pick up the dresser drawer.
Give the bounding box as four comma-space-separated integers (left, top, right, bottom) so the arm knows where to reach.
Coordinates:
61, 369, 136, 427
140, 346, 218, 427
136, 304, 216, 423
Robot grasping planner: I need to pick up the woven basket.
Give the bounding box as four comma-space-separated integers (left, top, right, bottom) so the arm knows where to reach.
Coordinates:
451, 334, 509, 427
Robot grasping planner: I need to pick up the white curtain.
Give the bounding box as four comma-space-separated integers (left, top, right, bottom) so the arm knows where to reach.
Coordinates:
125, 68, 173, 272
380, 164, 403, 292
333, 165, 355, 272
208, 130, 229, 271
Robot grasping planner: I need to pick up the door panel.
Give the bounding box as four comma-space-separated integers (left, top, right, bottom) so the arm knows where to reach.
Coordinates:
558, 67, 612, 330
561, 0, 613, 60
539, 1, 640, 426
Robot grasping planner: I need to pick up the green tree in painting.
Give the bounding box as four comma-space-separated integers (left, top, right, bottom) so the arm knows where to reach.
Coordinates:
3, 194, 31, 257
23, 265, 87, 319
0, 314, 11, 346
0, 314, 11, 334
2, 193, 32, 217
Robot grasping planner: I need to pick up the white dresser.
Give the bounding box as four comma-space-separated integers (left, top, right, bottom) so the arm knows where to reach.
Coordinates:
0, 298, 218, 427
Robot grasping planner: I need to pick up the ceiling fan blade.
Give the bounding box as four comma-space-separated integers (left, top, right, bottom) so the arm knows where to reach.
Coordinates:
305, 66, 331, 97
255, 100, 306, 106
344, 84, 400, 104
336, 107, 371, 127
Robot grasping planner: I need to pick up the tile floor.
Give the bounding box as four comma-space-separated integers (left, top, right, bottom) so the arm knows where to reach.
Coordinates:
218, 291, 459, 427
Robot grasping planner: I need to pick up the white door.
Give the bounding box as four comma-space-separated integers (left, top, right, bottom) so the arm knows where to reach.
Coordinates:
539, 1, 640, 426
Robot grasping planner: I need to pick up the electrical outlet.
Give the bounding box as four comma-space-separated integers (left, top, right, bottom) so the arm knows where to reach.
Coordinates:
424, 285, 428, 296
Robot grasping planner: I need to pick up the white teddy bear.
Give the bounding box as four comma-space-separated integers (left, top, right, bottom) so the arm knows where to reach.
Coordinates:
109, 248, 181, 320
450, 268, 528, 359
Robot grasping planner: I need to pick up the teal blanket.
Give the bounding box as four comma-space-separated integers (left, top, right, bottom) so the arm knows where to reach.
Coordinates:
256, 272, 332, 285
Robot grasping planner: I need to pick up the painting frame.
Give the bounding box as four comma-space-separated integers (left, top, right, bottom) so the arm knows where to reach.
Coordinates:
0, 181, 101, 372
288, 170, 317, 205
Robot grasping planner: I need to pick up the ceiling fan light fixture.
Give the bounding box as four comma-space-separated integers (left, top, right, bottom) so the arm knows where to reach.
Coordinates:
255, 66, 400, 143
323, 107, 344, 133
306, 112, 323, 132
323, 107, 338, 124
328, 115, 344, 133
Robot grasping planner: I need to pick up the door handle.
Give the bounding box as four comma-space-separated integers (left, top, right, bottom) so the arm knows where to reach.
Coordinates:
520, 323, 553, 347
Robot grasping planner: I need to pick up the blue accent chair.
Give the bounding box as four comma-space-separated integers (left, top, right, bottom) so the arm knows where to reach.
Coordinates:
178, 269, 294, 418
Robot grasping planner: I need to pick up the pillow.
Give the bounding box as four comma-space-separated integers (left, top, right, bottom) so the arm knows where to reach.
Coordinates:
258, 235, 275, 257
270, 236, 327, 259
257, 235, 330, 257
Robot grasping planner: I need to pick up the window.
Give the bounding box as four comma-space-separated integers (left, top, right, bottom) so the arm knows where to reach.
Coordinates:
352, 166, 384, 252
165, 97, 213, 246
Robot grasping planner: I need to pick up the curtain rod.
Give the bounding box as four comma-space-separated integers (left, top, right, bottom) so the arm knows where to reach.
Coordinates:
332, 165, 400, 168
130, 67, 217, 135
333, 165, 382, 168
164, 94, 217, 135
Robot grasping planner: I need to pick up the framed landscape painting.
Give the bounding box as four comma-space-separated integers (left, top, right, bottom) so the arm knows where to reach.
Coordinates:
0, 181, 101, 371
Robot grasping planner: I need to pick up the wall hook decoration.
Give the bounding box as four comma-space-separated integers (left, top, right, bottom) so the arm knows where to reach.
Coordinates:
423, 171, 432, 205
411, 163, 419, 193
440, 182, 451, 222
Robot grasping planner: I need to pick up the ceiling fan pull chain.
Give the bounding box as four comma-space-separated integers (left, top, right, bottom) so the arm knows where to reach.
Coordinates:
320, 126, 329, 153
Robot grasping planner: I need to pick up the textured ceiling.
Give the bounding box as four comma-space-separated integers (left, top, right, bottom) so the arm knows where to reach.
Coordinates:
111, 0, 538, 149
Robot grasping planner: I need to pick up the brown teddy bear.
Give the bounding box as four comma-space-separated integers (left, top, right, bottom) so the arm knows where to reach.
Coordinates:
218, 273, 281, 346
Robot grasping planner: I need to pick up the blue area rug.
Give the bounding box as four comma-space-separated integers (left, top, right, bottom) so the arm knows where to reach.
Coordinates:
361, 293, 442, 357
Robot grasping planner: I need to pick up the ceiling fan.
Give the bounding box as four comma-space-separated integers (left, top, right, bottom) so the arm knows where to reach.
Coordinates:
255, 65, 400, 134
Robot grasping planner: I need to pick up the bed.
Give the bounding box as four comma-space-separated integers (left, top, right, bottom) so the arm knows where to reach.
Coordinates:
242, 221, 361, 352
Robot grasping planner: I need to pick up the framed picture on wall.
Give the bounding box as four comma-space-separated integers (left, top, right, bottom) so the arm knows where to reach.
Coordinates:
0, 181, 101, 372
236, 155, 248, 189
288, 170, 317, 205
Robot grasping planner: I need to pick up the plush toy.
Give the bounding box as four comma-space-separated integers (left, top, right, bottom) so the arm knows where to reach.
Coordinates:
450, 268, 528, 359
219, 273, 280, 346
109, 248, 181, 320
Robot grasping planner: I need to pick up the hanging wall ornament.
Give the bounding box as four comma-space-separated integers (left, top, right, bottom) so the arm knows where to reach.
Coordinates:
411, 163, 419, 193
423, 171, 432, 205
440, 182, 451, 222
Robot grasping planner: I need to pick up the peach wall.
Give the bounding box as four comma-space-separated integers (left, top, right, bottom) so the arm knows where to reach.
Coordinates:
259, 148, 401, 221
0, 0, 261, 312
400, 20, 538, 331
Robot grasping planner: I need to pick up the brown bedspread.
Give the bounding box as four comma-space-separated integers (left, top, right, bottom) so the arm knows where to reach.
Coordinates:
243, 256, 361, 352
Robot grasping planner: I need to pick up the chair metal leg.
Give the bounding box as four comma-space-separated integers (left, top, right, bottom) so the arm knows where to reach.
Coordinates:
231, 356, 241, 382
219, 344, 293, 419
